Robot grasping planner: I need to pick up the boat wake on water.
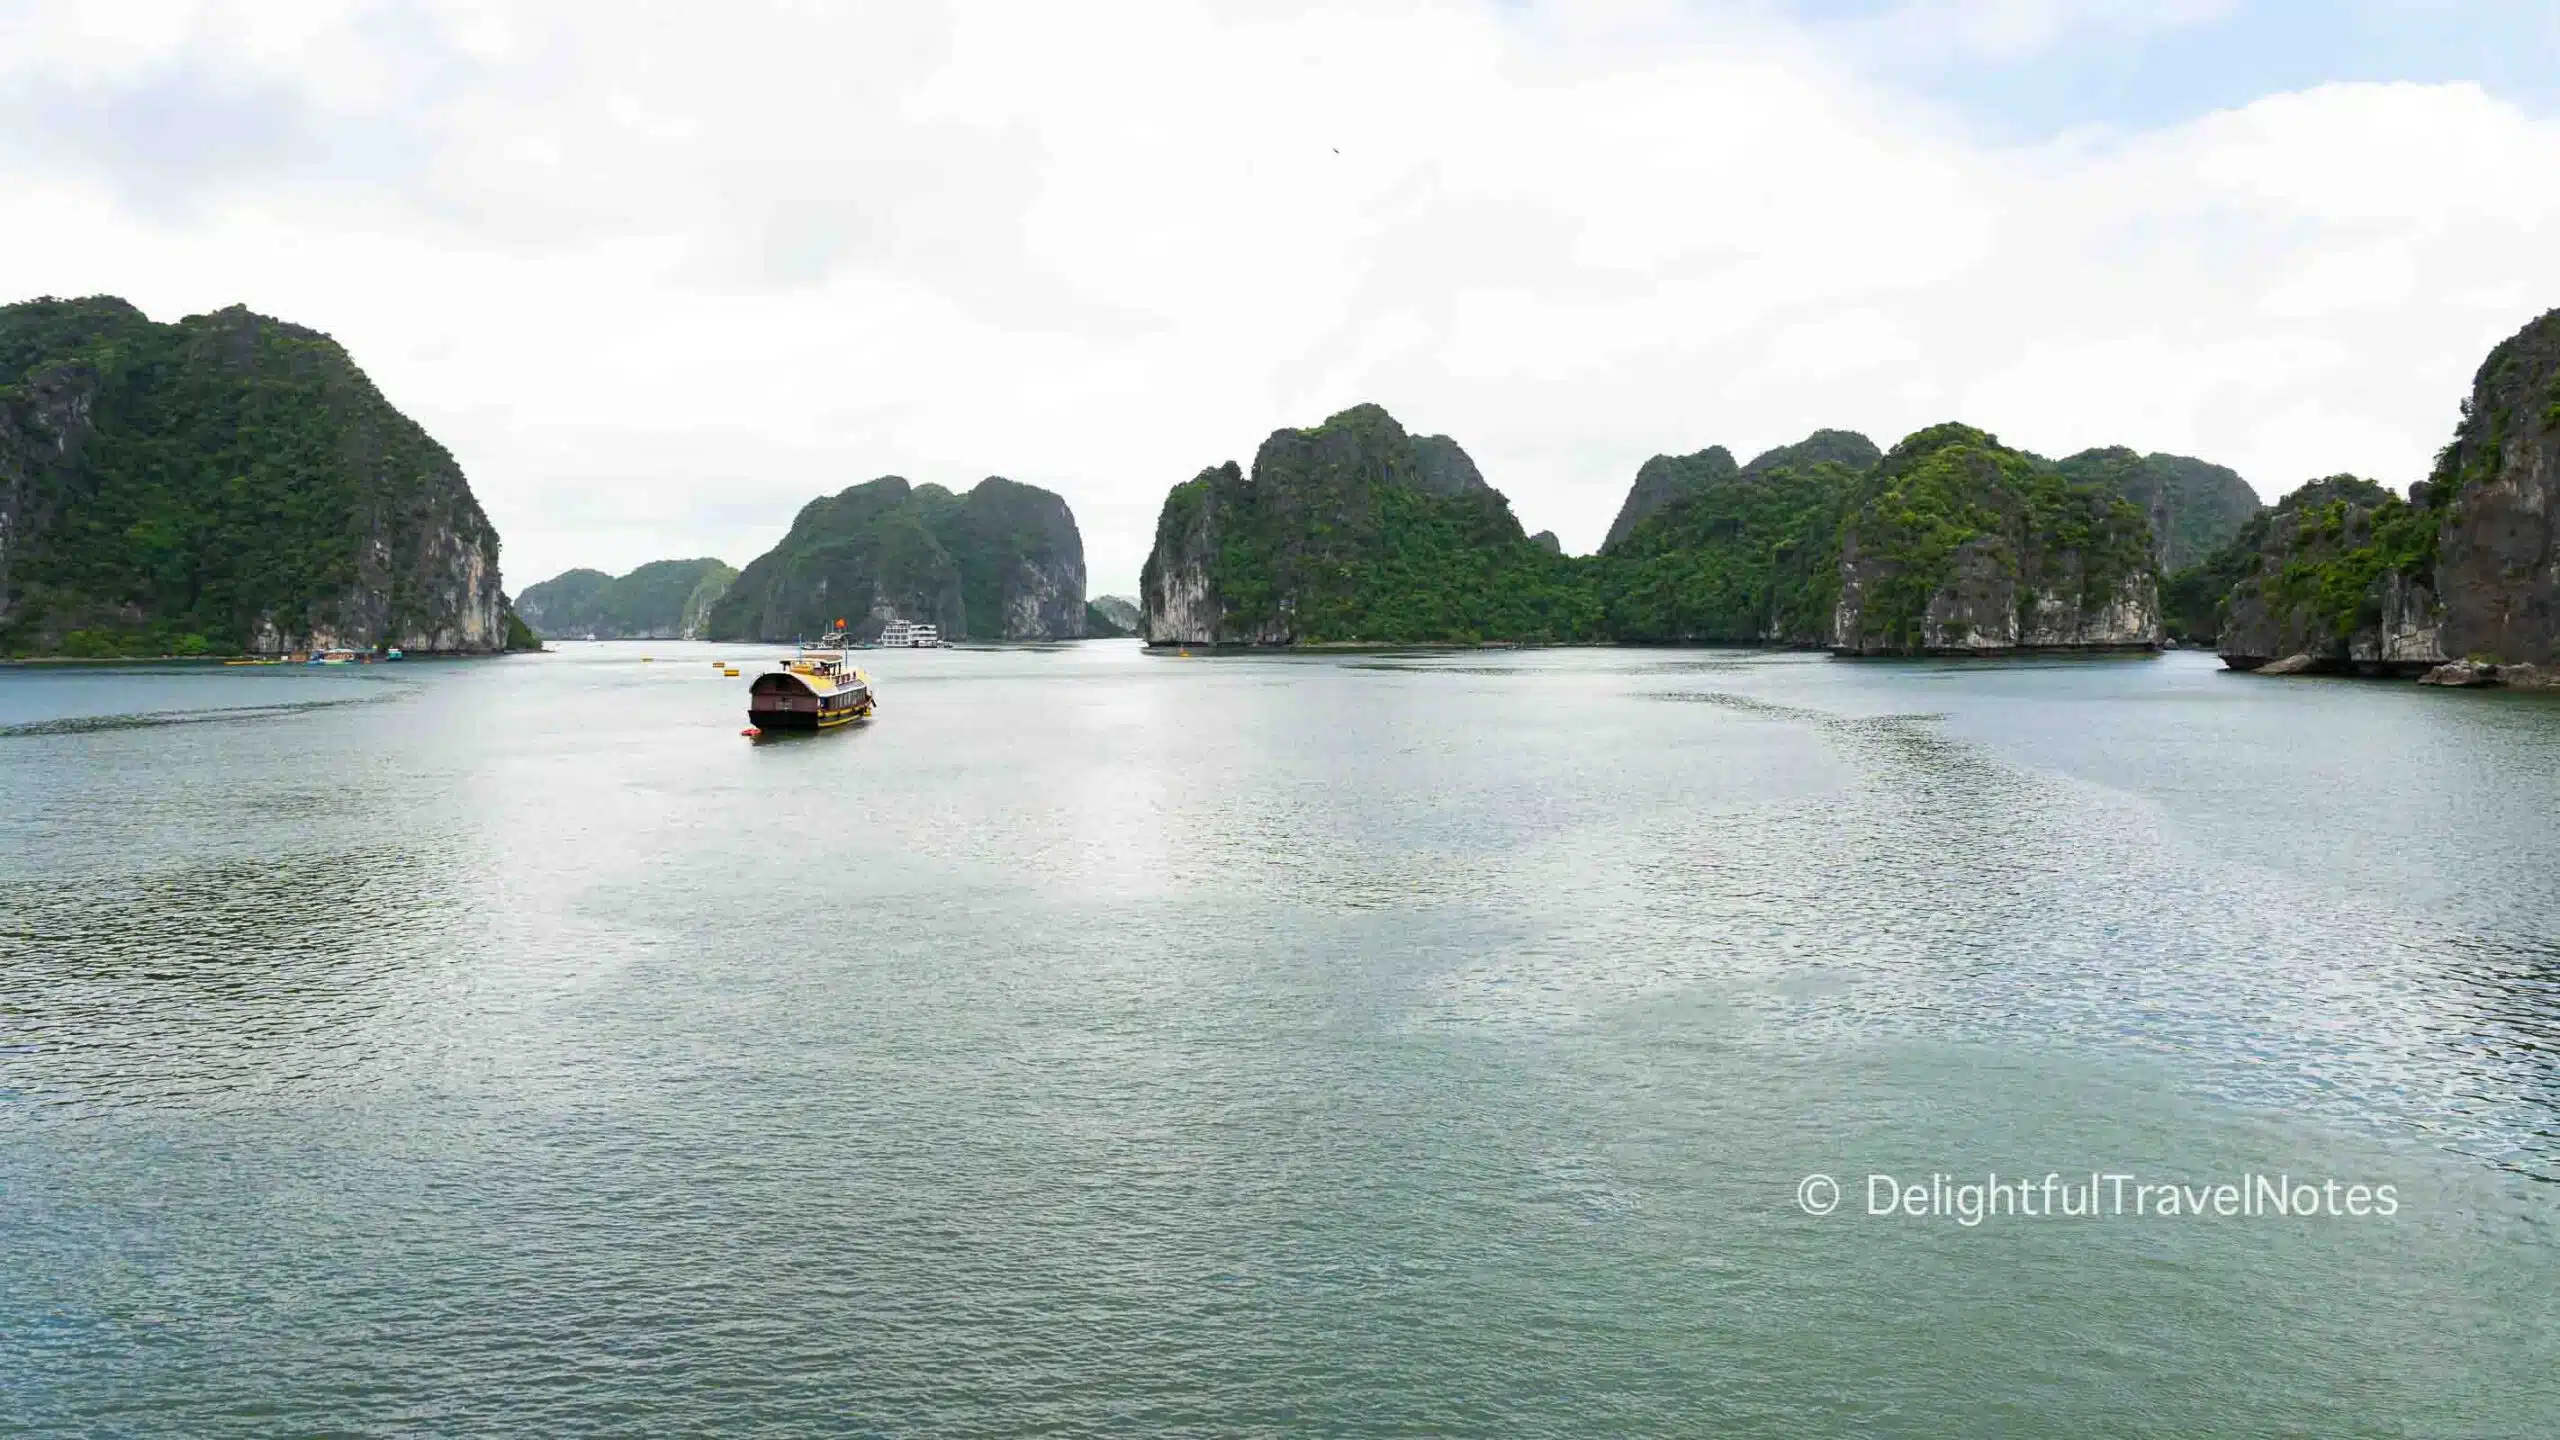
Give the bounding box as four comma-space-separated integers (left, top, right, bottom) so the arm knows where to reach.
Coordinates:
0, 692, 409, 739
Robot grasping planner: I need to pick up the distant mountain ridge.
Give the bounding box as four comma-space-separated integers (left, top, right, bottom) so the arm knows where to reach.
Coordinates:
2053, 448, 2262, 572
1085, 594, 1141, 637
1602, 445, 1735, 554
517, 558, 736, 640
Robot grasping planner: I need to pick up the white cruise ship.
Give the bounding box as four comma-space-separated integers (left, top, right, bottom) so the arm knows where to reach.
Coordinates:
875, 619, 945, 648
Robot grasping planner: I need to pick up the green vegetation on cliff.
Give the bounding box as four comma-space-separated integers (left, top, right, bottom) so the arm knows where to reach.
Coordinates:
1597, 434, 1882, 560
1598, 458, 1855, 643
1142, 405, 1597, 645
1601, 446, 1736, 554
1832, 425, 2155, 653
1142, 410, 2164, 651
1741, 429, 1882, 480
2254, 483, 2436, 641
2429, 315, 2555, 503
2193, 306, 2560, 670
517, 558, 736, 639
1591, 429, 1887, 644
921, 477, 1089, 641
1089, 594, 1142, 632
1084, 595, 1140, 637
1, 296, 511, 656
2209, 476, 2436, 658
707, 479, 960, 641
2420, 305, 2560, 664
2161, 523, 2267, 642
707, 475, 1086, 642
1323, 483, 1598, 643
2055, 447, 2262, 571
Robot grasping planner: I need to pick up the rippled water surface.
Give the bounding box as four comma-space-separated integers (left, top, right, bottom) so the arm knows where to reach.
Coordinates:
4, 644, 2556, 1435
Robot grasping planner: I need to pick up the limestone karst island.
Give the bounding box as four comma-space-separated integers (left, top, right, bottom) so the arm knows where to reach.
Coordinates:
1130, 307, 2560, 687
7, 295, 2559, 691
1, 297, 531, 658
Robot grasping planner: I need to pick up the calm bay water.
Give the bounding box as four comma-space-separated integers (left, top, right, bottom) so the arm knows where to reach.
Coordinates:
3, 643, 2555, 1435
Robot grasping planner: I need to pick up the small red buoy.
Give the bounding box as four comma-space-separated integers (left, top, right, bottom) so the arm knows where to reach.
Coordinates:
741, 726, 761, 737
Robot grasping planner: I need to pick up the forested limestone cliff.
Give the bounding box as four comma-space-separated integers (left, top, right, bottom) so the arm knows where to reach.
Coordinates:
1139, 404, 1594, 646
707, 475, 1087, 642
0, 296, 519, 656
2216, 308, 2560, 683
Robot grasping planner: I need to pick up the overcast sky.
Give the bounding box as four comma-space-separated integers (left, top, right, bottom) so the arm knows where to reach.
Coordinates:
5, 1, 2557, 597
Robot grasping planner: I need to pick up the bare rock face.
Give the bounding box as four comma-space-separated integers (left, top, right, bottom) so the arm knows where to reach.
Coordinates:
2418, 659, 2499, 686
2406, 659, 2558, 688
1406, 433, 1491, 498
1140, 462, 1295, 646
1837, 535, 2159, 653
2431, 308, 2560, 665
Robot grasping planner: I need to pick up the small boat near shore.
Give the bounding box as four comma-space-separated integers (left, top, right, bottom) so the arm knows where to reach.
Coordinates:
746, 637, 875, 732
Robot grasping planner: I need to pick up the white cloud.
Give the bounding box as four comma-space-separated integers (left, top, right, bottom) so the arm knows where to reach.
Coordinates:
1818, 0, 2238, 66
1, 0, 2555, 593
